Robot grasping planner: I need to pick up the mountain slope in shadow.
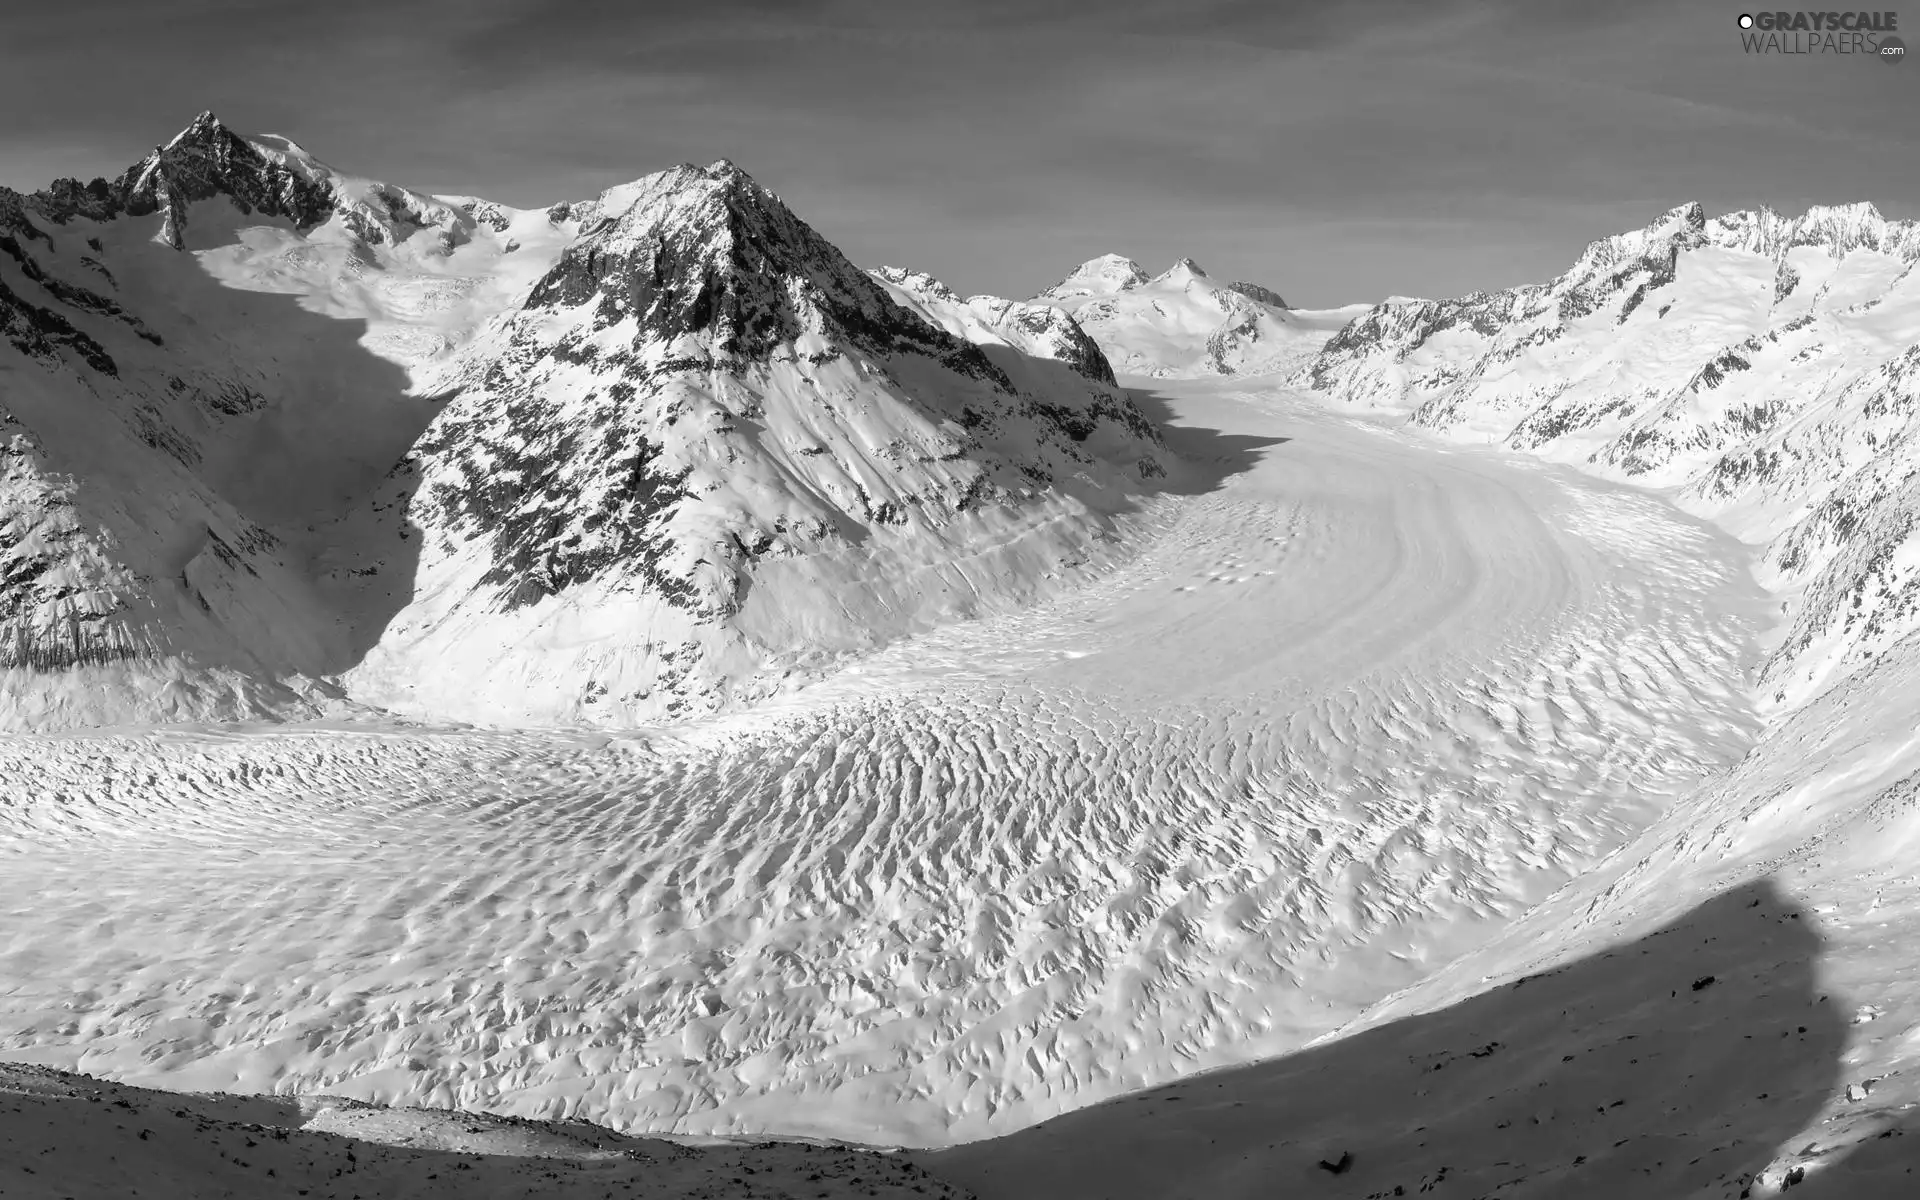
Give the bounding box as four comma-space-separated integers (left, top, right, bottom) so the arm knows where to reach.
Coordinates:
0, 1061, 963, 1200
923, 878, 1842, 1200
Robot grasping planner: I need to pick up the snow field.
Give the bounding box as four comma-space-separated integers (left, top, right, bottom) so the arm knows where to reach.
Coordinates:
0, 383, 1768, 1150
927, 612, 1920, 1199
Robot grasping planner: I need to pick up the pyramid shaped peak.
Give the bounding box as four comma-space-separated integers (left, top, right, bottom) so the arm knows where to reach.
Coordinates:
578, 159, 787, 240
528, 156, 955, 368
69, 111, 335, 248
1154, 257, 1209, 282
178, 109, 225, 134
161, 110, 239, 153
1565, 201, 1708, 277
647, 158, 764, 197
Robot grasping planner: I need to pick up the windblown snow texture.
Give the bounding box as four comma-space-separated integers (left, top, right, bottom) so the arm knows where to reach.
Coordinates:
0, 385, 1767, 1148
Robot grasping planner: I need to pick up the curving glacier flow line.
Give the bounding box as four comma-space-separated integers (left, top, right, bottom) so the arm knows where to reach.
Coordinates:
0, 379, 1771, 1147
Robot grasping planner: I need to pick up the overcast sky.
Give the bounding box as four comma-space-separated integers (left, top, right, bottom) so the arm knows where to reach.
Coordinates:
3, 0, 1916, 306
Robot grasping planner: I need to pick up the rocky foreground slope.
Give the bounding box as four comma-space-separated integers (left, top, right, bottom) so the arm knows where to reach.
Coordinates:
0, 112, 1163, 728
0, 1062, 964, 1200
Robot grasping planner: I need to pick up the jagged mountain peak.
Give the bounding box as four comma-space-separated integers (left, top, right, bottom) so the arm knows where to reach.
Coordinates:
1708, 200, 1920, 262
1662, 200, 1709, 230
526, 159, 974, 369
1562, 200, 1920, 277
413, 152, 1161, 651
1801, 199, 1885, 225
107, 111, 332, 248
581, 158, 770, 223
28, 112, 501, 254
1562, 201, 1707, 279
1153, 257, 1208, 283
596, 158, 790, 234
1783, 200, 1920, 257
163, 109, 230, 150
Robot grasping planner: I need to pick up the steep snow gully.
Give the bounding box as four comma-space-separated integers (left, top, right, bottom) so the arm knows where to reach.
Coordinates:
0, 381, 1769, 1150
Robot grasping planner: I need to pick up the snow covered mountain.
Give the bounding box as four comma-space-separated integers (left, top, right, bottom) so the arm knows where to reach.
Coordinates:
0, 112, 1164, 728
1304, 200, 1920, 710
18, 123, 1920, 1192
1032, 253, 1367, 379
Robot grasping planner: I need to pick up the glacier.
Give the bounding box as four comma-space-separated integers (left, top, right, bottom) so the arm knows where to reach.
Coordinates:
5, 122, 1920, 1200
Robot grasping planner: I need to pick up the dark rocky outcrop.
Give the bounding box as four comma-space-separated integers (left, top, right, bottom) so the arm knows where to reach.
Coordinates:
30, 111, 333, 249
1225, 280, 1289, 309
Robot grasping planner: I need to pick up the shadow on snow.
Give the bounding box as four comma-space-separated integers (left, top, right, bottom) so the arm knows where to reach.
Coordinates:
923, 878, 1851, 1200
1126, 384, 1294, 497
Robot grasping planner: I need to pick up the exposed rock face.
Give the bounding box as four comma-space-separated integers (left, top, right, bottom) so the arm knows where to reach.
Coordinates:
525, 164, 1000, 370
1226, 280, 1289, 309
1304, 200, 1920, 707
403, 162, 1161, 637
0, 409, 159, 670
33, 111, 334, 248
0, 152, 344, 728
0, 114, 1166, 728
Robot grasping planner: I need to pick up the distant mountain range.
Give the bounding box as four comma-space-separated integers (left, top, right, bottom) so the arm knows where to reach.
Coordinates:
1302, 199, 1920, 708
1029, 252, 1368, 379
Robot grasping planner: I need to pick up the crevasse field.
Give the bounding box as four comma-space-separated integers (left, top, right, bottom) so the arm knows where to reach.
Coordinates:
0, 382, 1770, 1148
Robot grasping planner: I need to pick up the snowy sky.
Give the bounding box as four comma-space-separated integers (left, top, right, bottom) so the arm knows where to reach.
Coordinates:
4, 0, 1917, 305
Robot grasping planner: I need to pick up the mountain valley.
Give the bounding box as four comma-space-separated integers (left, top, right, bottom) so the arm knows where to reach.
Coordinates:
5, 113, 1920, 1200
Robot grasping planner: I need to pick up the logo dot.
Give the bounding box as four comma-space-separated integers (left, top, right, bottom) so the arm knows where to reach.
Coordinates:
1882, 34, 1907, 62
1738, 12, 1754, 28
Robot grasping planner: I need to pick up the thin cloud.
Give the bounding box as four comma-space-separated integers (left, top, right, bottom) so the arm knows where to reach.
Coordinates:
0, 0, 1913, 306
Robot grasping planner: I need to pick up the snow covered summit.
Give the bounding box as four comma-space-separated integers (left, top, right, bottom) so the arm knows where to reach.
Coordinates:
0, 112, 1165, 728
1036, 253, 1152, 301
1033, 253, 1364, 379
